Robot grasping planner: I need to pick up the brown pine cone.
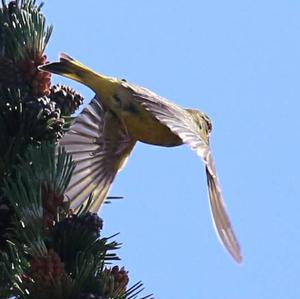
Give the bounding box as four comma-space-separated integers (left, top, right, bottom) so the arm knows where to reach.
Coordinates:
8, 1, 17, 13
42, 188, 66, 228
76, 212, 103, 237
53, 212, 103, 240
24, 96, 65, 141
18, 53, 51, 97
30, 249, 65, 284
50, 84, 84, 115
102, 265, 129, 297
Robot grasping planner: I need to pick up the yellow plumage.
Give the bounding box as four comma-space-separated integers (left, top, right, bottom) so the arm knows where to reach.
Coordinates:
39, 53, 242, 264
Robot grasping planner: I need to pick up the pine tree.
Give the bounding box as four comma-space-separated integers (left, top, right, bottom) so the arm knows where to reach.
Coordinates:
0, 1, 152, 298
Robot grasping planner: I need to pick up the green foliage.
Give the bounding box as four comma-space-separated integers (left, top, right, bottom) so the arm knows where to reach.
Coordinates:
3, 144, 74, 257
0, 89, 26, 178
0, 1, 153, 298
0, 242, 29, 298
22, 143, 75, 196
0, 88, 66, 179
0, 0, 53, 60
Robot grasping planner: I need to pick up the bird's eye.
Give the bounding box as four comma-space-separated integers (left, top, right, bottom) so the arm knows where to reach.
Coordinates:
113, 94, 121, 102
202, 113, 212, 133
113, 94, 122, 106
121, 78, 127, 82
206, 119, 212, 133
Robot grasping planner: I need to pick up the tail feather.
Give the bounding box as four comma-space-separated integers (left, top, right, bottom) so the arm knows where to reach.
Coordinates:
38, 53, 101, 89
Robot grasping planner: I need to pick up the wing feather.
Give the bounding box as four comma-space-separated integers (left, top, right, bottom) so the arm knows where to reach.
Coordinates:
60, 96, 135, 212
127, 83, 242, 263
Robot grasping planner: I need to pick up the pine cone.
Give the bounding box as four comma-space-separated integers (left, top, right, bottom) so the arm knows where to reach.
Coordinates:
30, 249, 65, 284
25, 96, 65, 141
0, 57, 23, 87
50, 84, 84, 115
42, 189, 66, 228
26, 249, 73, 299
102, 266, 129, 297
54, 212, 103, 238
76, 212, 103, 237
8, 1, 18, 16
18, 54, 51, 97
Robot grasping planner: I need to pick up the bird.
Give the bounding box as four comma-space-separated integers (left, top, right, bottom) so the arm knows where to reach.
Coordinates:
39, 53, 242, 263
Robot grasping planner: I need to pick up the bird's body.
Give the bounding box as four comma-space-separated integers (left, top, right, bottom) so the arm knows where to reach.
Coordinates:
39, 54, 242, 263
120, 103, 183, 147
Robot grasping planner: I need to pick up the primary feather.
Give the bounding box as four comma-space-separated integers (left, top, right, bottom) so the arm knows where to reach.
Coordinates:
60, 96, 135, 212
40, 53, 242, 263
126, 83, 242, 263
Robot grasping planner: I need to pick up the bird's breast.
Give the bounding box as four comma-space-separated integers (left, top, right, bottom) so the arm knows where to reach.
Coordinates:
122, 107, 182, 147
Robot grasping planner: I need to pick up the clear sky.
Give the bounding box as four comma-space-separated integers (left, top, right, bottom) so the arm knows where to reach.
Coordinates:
44, 1, 300, 298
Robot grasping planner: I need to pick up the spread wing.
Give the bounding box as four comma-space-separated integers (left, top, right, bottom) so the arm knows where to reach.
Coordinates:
126, 83, 242, 263
59, 96, 135, 212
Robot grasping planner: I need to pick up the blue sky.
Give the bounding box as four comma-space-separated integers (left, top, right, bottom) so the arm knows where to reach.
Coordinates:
44, 1, 300, 298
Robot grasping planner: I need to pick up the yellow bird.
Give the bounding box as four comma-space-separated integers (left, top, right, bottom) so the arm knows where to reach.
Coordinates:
39, 54, 242, 263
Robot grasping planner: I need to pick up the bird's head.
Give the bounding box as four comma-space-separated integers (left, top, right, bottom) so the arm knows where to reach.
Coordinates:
185, 108, 213, 137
